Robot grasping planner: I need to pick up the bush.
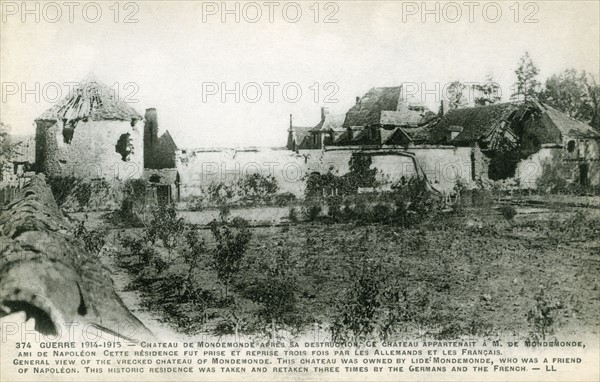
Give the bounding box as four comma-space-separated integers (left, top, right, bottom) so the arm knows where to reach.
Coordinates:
236, 173, 279, 200
499, 205, 517, 222
272, 192, 296, 207
288, 207, 298, 223
230, 216, 250, 228
301, 203, 322, 222
331, 257, 388, 342
242, 246, 301, 338
73, 218, 106, 255
371, 203, 392, 224
146, 204, 186, 255
47, 176, 78, 207
527, 288, 562, 340
209, 222, 252, 298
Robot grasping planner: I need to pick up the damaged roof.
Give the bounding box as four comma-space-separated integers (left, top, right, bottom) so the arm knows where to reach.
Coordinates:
290, 126, 313, 147
343, 86, 432, 128
537, 102, 600, 139
36, 77, 142, 122
432, 102, 523, 144
433, 100, 600, 145
312, 113, 346, 132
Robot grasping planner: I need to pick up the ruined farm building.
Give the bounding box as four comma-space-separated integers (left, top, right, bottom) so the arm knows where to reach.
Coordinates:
35, 78, 144, 180
432, 100, 600, 187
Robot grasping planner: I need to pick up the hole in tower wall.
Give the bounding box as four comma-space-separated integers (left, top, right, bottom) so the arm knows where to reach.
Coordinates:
115, 133, 133, 161
62, 119, 78, 144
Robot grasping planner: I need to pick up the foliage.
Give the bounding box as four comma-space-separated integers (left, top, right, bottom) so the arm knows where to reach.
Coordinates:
73, 217, 107, 255
181, 229, 210, 305
304, 172, 339, 199
242, 245, 301, 337
301, 202, 322, 222
209, 221, 252, 297
331, 255, 388, 342
236, 173, 279, 199
527, 288, 562, 340
536, 159, 573, 194
0, 122, 21, 174
272, 192, 296, 207
445, 81, 467, 109
120, 234, 157, 268
304, 154, 379, 199
474, 75, 501, 106
511, 51, 541, 101
146, 203, 186, 254
499, 205, 517, 222
541, 69, 600, 130
47, 176, 79, 207
345, 155, 379, 191
288, 207, 298, 223
391, 176, 441, 225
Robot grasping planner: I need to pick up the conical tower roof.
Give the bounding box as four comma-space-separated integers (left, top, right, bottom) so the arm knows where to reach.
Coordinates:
36, 76, 142, 122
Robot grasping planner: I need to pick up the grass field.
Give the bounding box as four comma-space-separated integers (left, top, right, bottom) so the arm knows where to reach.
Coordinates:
102, 203, 599, 342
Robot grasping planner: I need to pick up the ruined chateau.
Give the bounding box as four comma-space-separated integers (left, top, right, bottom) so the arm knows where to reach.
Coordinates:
3, 79, 599, 201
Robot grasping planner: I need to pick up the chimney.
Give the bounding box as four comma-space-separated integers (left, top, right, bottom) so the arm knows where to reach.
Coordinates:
144, 108, 158, 145
321, 107, 329, 120
289, 114, 293, 131
347, 126, 353, 141
144, 108, 159, 169
355, 96, 360, 105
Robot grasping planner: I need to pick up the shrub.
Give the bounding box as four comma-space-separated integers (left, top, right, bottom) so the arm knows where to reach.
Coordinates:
371, 203, 392, 224
120, 234, 157, 268
327, 197, 342, 221
331, 257, 388, 342
230, 216, 250, 228
301, 203, 322, 222
288, 207, 298, 223
242, 246, 301, 338
273, 192, 296, 207
73, 218, 106, 255
499, 205, 517, 222
209, 222, 252, 298
527, 288, 562, 340
47, 176, 78, 207
391, 176, 441, 225
146, 204, 186, 255
236, 173, 279, 200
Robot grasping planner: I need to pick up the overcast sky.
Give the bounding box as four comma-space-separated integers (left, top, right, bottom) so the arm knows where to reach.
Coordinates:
1, 1, 599, 148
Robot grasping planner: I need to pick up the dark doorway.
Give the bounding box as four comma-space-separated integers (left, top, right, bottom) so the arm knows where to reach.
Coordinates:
579, 163, 589, 185
156, 185, 171, 205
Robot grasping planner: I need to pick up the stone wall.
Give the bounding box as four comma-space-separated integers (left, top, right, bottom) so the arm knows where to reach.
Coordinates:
176, 145, 476, 198
35, 119, 144, 180
517, 146, 600, 188
0, 174, 153, 340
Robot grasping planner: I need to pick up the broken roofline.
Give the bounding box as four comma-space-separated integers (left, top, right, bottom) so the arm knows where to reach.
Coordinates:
35, 78, 142, 122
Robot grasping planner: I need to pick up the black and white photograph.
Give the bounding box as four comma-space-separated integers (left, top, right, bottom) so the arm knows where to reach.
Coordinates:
1, 1, 599, 381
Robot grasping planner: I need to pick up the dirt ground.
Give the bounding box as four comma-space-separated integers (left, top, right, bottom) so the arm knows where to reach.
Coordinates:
90, 203, 599, 341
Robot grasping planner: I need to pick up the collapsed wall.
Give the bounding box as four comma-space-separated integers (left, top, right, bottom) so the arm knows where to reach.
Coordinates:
0, 174, 153, 341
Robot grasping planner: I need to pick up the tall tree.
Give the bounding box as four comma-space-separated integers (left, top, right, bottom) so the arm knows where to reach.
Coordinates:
474, 75, 502, 106
445, 81, 467, 109
541, 70, 600, 131
0, 122, 20, 173
585, 74, 600, 131
511, 52, 541, 101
